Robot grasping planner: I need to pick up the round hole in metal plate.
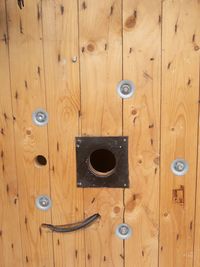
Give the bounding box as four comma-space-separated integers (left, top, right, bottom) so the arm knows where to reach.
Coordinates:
88, 149, 116, 177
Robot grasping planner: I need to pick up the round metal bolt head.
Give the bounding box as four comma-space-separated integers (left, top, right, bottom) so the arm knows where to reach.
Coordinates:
72, 56, 77, 63
35, 195, 52, 211
175, 161, 185, 171
116, 223, 132, 240
36, 112, 46, 122
117, 80, 135, 99
32, 109, 48, 126
171, 159, 189, 176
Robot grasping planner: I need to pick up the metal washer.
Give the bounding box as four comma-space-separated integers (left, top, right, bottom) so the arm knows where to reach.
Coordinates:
32, 108, 48, 126
35, 195, 52, 211
171, 158, 189, 176
115, 223, 132, 240
116, 80, 135, 99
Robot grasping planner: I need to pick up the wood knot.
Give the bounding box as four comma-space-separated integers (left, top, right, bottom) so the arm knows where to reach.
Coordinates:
194, 45, 200, 51
26, 129, 32, 135
125, 194, 141, 212
87, 43, 95, 52
131, 109, 137, 115
125, 12, 137, 29
113, 206, 120, 214
154, 157, 160, 165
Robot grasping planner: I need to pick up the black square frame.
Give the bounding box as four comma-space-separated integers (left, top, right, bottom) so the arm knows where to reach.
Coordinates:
75, 136, 129, 188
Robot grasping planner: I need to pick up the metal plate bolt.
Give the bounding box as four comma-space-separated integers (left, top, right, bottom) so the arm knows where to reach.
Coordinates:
35, 195, 52, 211
117, 80, 135, 99
171, 159, 189, 176
116, 223, 132, 240
32, 109, 48, 126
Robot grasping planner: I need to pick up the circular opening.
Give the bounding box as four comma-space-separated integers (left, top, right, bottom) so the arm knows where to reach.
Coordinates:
88, 149, 116, 177
35, 155, 47, 167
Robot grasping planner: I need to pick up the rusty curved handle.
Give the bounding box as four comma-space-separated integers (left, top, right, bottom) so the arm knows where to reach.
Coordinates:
18, 0, 24, 9
41, 213, 101, 233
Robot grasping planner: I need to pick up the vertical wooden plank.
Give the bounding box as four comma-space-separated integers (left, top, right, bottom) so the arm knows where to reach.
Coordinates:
0, 1, 23, 266
123, 0, 161, 266
160, 1, 200, 267
6, 1, 54, 266
194, 103, 200, 267
42, 0, 85, 266
79, 0, 123, 266
192, 10, 200, 267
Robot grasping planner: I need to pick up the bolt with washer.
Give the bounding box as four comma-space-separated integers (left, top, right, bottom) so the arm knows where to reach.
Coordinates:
117, 80, 135, 99
116, 223, 132, 240
36, 195, 52, 211
171, 159, 189, 176
32, 109, 48, 126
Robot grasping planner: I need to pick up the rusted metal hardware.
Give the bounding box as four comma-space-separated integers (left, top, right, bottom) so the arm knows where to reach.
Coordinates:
76, 136, 129, 188
18, 0, 24, 9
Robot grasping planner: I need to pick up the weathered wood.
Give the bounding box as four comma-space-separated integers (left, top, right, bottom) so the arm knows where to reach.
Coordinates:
160, 0, 200, 266
6, 0, 54, 266
123, 0, 161, 266
42, 0, 85, 266
79, 0, 124, 266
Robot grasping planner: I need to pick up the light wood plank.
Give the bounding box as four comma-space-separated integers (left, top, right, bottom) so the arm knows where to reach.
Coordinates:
42, 0, 85, 266
123, 0, 161, 266
0, 1, 23, 266
160, 0, 200, 266
194, 113, 200, 267
6, 1, 54, 266
193, 4, 200, 265
79, 0, 124, 266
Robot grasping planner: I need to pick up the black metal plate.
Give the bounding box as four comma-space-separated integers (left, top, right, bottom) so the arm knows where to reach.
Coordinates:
75, 136, 129, 188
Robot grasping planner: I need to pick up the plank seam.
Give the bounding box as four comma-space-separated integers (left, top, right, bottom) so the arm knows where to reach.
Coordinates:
77, 1, 86, 266
121, 0, 125, 266
158, 0, 163, 266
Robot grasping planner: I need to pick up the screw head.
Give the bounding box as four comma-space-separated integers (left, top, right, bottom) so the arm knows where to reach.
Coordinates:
121, 84, 131, 94
36, 112, 47, 123
32, 109, 48, 126
174, 161, 185, 171
117, 80, 135, 99
171, 159, 189, 176
72, 56, 77, 63
116, 223, 132, 240
35, 195, 52, 211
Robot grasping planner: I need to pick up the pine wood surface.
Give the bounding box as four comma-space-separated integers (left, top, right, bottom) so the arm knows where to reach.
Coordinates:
0, 0, 200, 266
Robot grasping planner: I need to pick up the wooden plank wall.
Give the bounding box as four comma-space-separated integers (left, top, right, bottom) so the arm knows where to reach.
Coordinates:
0, 0, 200, 267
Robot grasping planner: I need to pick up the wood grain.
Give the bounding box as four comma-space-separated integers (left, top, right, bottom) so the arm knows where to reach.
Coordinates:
160, 0, 200, 266
123, 0, 161, 266
192, 2, 200, 263
6, 0, 54, 266
0, 1, 23, 266
41, 0, 85, 266
0, 0, 200, 266
79, 0, 123, 266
